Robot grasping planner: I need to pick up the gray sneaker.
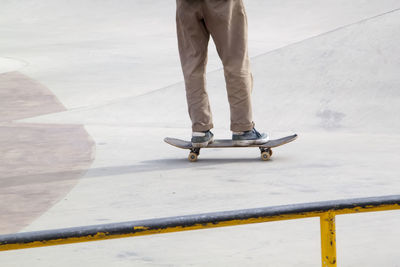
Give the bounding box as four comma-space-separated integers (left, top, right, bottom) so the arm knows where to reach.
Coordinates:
232, 128, 269, 146
191, 130, 214, 148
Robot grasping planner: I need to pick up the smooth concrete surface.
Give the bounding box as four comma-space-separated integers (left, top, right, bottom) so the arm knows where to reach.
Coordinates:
0, 122, 94, 234
0, 72, 65, 121
1, 0, 400, 266
0, 72, 95, 234
0, 57, 27, 74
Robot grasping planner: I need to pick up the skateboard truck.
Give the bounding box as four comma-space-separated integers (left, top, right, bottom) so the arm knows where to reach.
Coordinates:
259, 147, 273, 161
189, 148, 200, 162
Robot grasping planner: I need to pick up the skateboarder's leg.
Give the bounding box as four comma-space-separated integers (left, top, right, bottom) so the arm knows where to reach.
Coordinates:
203, 0, 254, 132
176, 0, 214, 132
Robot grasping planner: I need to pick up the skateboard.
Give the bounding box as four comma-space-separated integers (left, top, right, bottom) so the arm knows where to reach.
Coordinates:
164, 134, 297, 162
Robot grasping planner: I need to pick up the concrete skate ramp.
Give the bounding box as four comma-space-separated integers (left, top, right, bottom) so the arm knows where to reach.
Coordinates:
1, 0, 400, 266
0, 73, 95, 234
29, 8, 400, 135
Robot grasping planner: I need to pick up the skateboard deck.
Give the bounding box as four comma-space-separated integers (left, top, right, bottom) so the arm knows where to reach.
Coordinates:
164, 134, 297, 162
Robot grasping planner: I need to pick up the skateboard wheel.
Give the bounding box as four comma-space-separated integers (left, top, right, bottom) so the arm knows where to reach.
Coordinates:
188, 152, 198, 162
261, 151, 271, 161
269, 149, 273, 157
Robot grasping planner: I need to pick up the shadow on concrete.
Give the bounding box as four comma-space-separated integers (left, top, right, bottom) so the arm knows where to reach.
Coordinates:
0, 157, 278, 189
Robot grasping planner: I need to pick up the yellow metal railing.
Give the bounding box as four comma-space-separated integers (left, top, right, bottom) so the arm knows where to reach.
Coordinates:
320, 212, 337, 266
1, 195, 399, 266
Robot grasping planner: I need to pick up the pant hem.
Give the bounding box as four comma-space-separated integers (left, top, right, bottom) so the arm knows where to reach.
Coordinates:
230, 122, 255, 132
192, 124, 214, 132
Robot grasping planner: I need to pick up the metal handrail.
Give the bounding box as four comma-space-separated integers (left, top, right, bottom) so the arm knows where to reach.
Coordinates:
1, 195, 399, 266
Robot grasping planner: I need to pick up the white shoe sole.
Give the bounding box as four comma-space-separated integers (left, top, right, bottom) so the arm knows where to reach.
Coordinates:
233, 136, 269, 146
192, 137, 214, 148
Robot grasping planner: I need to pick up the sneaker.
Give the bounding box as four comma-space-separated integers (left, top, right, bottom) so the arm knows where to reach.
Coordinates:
191, 130, 214, 148
232, 128, 269, 146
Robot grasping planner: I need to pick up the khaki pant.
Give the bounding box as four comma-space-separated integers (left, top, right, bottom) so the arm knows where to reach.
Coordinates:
176, 0, 254, 132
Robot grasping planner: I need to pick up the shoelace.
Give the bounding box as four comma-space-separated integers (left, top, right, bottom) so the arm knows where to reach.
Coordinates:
250, 128, 261, 138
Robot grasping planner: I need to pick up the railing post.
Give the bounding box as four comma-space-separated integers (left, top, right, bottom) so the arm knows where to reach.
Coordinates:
320, 212, 337, 267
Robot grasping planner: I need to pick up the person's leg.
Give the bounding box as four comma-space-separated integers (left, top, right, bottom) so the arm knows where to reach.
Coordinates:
176, 0, 213, 132
203, 0, 254, 132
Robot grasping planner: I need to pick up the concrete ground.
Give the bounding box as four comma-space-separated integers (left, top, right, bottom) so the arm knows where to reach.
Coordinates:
1, 0, 400, 266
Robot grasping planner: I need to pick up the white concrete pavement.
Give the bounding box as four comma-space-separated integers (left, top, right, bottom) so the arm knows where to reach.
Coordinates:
1, 0, 400, 266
